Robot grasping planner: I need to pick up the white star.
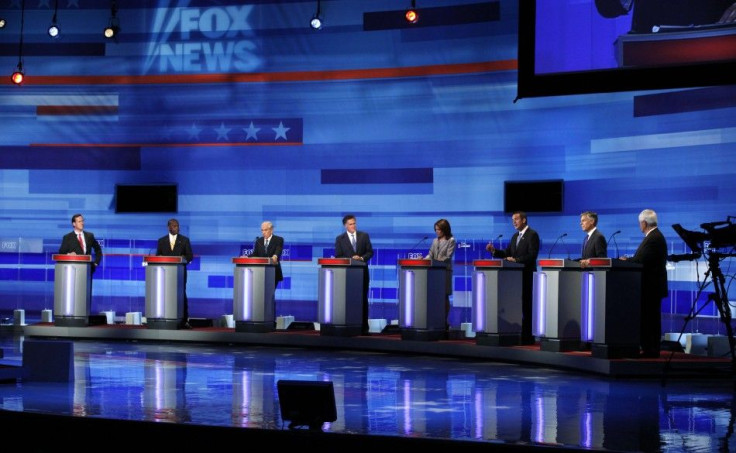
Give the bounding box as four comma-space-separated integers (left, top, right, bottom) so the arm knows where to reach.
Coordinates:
215, 122, 231, 141
273, 121, 290, 141
187, 123, 203, 140
243, 121, 260, 141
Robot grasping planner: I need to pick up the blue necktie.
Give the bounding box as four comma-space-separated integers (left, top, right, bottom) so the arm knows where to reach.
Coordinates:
351, 234, 357, 252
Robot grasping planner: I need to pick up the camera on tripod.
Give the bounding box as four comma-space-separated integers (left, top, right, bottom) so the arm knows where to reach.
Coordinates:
669, 216, 736, 262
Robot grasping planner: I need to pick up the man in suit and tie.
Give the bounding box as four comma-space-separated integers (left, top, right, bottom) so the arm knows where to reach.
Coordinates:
621, 209, 668, 358
251, 221, 284, 324
59, 213, 103, 273
486, 211, 540, 345
578, 211, 608, 267
156, 218, 194, 329
334, 214, 374, 335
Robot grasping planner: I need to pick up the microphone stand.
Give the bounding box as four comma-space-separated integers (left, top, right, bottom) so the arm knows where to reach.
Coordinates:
607, 230, 621, 258
548, 233, 567, 258
408, 236, 429, 257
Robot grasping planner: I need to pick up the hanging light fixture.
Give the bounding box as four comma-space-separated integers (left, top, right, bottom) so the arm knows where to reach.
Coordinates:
310, 0, 323, 30
104, 0, 120, 39
47, 0, 60, 38
405, 0, 419, 24
0, 18, 6, 29
11, 0, 25, 85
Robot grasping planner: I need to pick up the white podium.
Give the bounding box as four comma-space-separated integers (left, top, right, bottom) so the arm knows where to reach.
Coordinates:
53, 254, 93, 327
144, 255, 186, 330
397, 259, 447, 341
232, 257, 276, 333
471, 259, 525, 346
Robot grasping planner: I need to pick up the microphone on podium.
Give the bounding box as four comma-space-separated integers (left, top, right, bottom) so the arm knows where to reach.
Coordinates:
548, 233, 567, 258
608, 230, 621, 258
408, 236, 429, 257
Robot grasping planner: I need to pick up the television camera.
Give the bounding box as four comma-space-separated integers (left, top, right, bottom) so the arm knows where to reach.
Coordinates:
669, 216, 736, 366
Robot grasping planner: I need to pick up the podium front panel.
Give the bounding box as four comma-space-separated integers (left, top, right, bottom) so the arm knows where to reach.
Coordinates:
53, 258, 93, 326
532, 265, 582, 341
398, 263, 445, 332
317, 259, 364, 335
145, 262, 184, 322
472, 268, 523, 335
233, 264, 275, 324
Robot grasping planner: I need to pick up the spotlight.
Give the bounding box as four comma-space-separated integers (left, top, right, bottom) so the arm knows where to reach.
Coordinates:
310, 0, 322, 30
0, 18, 6, 29
11, 63, 24, 85
48, 0, 60, 38
405, 0, 419, 24
104, 0, 120, 40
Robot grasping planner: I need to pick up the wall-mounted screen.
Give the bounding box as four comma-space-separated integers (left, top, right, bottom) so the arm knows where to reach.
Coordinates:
115, 184, 178, 213
517, 0, 736, 99
504, 180, 564, 213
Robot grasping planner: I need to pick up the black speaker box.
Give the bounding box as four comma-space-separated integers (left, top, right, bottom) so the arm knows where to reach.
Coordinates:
189, 318, 213, 328
287, 321, 315, 331
88, 315, 107, 326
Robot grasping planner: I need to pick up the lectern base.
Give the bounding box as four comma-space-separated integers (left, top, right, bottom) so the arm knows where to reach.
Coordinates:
592, 343, 640, 359
400, 328, 446, 341
475, 332, 521, 347
147, 319, 180, 330
235, 321, 274, 333
540, 338, 582, 352
320, 324, 362, 337
54, 316, 88, 327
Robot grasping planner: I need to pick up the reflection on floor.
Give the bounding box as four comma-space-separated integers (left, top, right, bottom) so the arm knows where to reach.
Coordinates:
1, 333, 735, 452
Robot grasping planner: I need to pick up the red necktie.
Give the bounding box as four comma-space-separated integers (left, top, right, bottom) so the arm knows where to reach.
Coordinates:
77, 233, 84, 252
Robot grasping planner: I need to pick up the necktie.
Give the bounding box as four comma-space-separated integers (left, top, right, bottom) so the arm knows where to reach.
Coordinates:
170, 237, 175, 250
77, 233, 84, 252
350, 234, 357, 251
264, 238, 269, 249
516, 234, 522, 246
582, 235, 589, 254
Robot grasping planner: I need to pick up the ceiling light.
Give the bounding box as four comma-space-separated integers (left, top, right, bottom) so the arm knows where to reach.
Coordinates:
310, 0, 323, 30
405, 1, 419, 24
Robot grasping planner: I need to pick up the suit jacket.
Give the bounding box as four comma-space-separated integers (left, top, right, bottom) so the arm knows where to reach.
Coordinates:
581, 228, 608, 260
493, 227, 540, 270
156, 234, 194, 265
425, 236, 456, 295
628, 227, 668, 299
59, 230, 103, 273
334, 231, 374, 263
252, 234, 284, 283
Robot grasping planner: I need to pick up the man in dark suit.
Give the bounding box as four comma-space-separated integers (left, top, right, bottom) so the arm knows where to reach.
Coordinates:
59, 213, 103, 273
621, 209, 668, 358
251, 221, 284, 288
486, 211, 540, 345
578, 210, 608, 267
156, 218, 194, 329
334, 214, 374, 335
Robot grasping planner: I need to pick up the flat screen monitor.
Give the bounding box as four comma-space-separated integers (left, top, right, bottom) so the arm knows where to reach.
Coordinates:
504, 180, 564, 213
115, 184, 178, 213
517, 0, 736, 99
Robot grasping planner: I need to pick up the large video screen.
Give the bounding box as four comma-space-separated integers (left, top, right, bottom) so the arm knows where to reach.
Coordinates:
517, 0, 736, 98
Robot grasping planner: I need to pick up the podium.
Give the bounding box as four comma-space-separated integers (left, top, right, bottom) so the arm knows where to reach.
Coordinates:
471, 259, 525, 346
583, 258, 643, 359
533, 259, 583, 352
397, 259, 447, 341
143, 256, 186, 330
53, 254, 93, 327
232, 257, 276, 333
317, 258, 365, 336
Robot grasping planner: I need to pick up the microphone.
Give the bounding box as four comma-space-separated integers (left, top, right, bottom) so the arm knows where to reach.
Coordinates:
608, 230, 621, 259
495, 234, 503, 249
408, 236, 429, 257
548, 233, 567, 259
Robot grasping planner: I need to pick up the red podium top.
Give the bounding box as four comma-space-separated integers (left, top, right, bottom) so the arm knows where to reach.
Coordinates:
473, 259, 524, 268
143, 256, 186, 264
397, 258, 431, 267
537, 258, 581, 268
586, 258, 612, 268
232, 257, 271, 265
52, 254, 92, 262
318, 258, 351, 266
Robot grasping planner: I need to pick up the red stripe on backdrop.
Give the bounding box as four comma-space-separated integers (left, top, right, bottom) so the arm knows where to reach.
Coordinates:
36, 105, 119, 115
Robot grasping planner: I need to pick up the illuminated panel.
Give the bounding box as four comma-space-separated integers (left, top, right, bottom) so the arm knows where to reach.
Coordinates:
581, 272, 595, 342
62, 265, 76, 316
154, 266, 166, 318
243, 268, 253, 320
533, 272, 546, 337
323, 269, 333, 324
403, 270, 414, 327
474, 271, 485, 332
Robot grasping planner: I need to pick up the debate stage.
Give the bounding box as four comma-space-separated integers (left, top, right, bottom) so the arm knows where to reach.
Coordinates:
18, 321, 735, 379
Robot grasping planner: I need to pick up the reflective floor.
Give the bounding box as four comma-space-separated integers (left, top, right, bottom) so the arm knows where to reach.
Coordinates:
0, 334, 735, 453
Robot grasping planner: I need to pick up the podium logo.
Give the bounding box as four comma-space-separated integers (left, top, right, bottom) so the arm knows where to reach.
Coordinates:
144, 5, 260, 74
408, 252, 424, 259
1, 240, 18, 251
